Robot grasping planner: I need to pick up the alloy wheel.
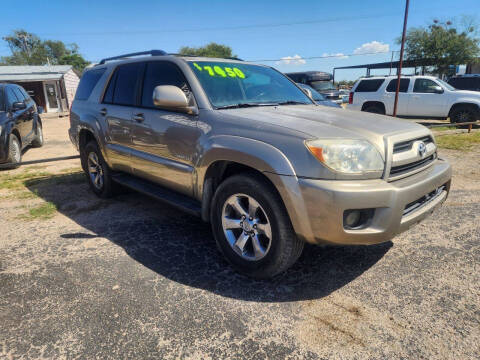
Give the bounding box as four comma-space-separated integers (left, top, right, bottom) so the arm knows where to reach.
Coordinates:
221, 193, 272, 261
87, 152, 104, 190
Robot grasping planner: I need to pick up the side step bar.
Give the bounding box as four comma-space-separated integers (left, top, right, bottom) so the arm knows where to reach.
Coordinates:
112, 173, 202, 217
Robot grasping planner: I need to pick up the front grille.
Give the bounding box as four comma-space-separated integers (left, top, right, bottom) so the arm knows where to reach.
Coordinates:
403, 185, 446, 216
390, 154, 435, 177
393, 136, 433, 154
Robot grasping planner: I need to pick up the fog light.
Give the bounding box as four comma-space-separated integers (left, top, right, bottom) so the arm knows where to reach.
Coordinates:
344, 210, 361, 228
343, 209, 374, 229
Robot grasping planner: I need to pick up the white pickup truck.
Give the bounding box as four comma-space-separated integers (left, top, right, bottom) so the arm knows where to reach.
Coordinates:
347, 75, 480, 123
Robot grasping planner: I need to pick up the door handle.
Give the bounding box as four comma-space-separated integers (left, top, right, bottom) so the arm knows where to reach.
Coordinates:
133, 113, 144, 122
100, 108, 107, 116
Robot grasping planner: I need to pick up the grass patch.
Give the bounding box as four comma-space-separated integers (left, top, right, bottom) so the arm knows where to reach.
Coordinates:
431, 126, 453, 132
18, 202, 57, 220
0, 171, 52, 190
435, 132, 480, 150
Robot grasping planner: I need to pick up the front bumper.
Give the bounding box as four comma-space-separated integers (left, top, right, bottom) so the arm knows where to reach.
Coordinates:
270, 159, 451, 245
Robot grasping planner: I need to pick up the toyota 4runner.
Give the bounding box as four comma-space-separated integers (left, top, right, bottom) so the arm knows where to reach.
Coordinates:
347, 75, 480, 123
69, 51, 452, 278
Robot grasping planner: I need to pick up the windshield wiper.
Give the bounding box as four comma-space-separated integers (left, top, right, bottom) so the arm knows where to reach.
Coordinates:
276, 101, 310, 106
216, 102, 279, 110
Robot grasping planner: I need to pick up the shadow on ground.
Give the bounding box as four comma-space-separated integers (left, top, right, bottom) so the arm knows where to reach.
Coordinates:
25, 173, 392, 302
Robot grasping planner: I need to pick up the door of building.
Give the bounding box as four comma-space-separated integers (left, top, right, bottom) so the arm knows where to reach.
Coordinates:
43, 81, 60, 112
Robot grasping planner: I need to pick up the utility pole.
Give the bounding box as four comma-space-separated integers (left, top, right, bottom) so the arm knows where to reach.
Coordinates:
392, 0, 410, 117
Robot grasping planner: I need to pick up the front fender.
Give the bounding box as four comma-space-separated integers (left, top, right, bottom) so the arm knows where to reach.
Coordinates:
195, 135, 314, 243
195, 135, 296, 193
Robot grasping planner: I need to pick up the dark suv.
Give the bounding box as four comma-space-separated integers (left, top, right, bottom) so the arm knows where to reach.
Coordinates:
448, 75, 480, 92
0, 83, 44, 168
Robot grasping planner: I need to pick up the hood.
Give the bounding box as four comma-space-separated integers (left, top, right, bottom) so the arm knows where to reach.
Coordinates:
453, 89, 480, 97
317, 100, 342, 108
218, 105, 429, 156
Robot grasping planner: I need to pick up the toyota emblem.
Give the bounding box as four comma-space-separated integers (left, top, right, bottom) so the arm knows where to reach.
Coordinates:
418, 142, 427, 157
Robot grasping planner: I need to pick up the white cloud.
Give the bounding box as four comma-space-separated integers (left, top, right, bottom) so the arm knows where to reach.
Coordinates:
353, 41, 389, 55
276, 54, 306, 65
322, 52, 349, 59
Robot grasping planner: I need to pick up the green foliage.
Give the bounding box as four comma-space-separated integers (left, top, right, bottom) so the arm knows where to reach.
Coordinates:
336, 80, 356, 88
178, 42, 237, 59
400, 21, 480, 75
1, 29, 90, 72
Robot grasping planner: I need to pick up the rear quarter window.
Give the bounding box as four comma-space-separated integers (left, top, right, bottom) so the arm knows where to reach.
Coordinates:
75, 68, 106, 101
354, 79, 385, 92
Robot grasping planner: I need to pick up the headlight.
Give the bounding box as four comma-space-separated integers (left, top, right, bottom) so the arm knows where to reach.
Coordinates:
305, 139, 384, 174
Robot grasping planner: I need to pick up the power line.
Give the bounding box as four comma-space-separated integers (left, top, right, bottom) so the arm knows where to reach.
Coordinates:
249, 50, 393, 62
35, 13, 397, 37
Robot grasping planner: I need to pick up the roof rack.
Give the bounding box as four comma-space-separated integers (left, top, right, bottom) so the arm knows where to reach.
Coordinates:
169, 53, 243, 61
99, 50, 167, 64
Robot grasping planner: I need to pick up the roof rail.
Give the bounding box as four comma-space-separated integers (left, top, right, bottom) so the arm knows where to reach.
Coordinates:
169, 53, 243, 61
99, 50, 167, 64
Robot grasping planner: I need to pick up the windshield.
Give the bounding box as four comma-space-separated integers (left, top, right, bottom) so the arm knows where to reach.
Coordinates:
436, 78, 456, 91
310, 80, 337, 92
188, 61, 312, 108
297, 83, 326, 101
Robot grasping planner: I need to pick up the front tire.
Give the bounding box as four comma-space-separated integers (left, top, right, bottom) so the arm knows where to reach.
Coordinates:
5, 134, 22, 169
450, 105, 478, 124
82, 141, 114, 198
211, 173, 304, 279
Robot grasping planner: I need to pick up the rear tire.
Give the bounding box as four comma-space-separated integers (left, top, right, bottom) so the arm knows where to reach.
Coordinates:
82, 141, 114, 198
211, 173, 304, 279
450, 105, 478, 124
4, 134, 22, 169
31, 122, 44, 148
363, 105, 385, 114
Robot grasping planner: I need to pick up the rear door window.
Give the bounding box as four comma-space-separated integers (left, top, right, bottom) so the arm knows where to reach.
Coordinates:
141, 61, 190, 108
354, 79, 385, 92
76, 68, 106, 101
112, 63, 144, 106
386, 79, 410, 92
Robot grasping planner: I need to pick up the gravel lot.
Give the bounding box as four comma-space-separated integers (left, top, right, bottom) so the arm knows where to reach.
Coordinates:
1, 117, 479, 359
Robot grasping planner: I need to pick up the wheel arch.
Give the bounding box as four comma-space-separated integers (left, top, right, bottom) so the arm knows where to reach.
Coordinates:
448, 102, 480, 118
196, 136, 296, 222
361, 101, 386, 114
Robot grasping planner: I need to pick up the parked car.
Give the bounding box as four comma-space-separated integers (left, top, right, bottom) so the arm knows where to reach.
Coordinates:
286, 71, 343, 104
69, 51, 451, 278
296, 83, 342, 108
347, 75, 480, 123
0, 83, 43, 168
448, 74, 480, 92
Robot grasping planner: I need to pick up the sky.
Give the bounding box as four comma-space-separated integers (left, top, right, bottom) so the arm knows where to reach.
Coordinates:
0, 0, 479, 80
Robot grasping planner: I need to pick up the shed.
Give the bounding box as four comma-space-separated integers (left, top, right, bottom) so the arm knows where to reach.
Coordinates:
0, 65, 80, 113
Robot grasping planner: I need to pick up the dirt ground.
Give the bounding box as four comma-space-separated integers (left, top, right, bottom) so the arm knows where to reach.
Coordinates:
0, 116, 479, 359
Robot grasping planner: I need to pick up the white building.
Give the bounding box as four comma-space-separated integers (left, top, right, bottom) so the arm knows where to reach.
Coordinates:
0, 65, 80, 113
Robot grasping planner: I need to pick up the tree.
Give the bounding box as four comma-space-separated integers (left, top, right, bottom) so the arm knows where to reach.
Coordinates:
178, 42, 237, 58
400, 20, 480, 76
1, 29, 90, 72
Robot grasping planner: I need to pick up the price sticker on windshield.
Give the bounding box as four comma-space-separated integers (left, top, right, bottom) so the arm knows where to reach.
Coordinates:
193, 62, 245, 79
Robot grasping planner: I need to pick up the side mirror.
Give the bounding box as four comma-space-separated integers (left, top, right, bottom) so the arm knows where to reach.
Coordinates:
433, 86, 444, 94
153, 85, 197, 115
301, 87, 313, 98
12, 101, 26, 111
